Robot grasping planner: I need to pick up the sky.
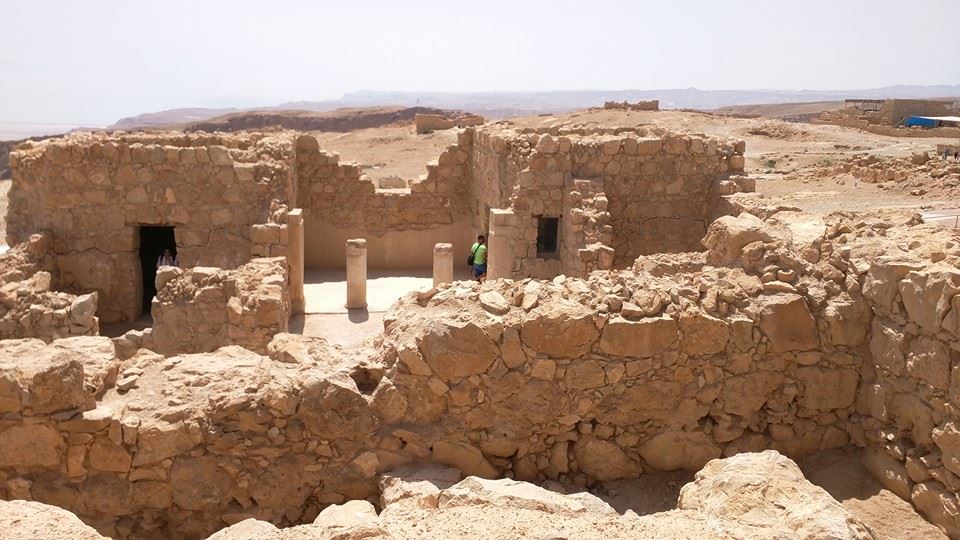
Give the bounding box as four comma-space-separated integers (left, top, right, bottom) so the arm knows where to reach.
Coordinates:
1, 0, 958, 126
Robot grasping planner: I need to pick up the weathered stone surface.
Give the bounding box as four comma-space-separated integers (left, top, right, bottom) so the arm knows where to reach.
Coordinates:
313, 500, 379, 530
639, 431, 722, 471
863, 445, 913, 500
431, 440, 497, 479
205, 518, 278, 540
438, 476, 615, 515
796, 367, 859, 412
573, 437, 641, 481
0, 424, 63, 467
678, 451, 873, 539
599, 316, 677, 357
757, 294, 818, 352
380, 466, 461, 509
0, 500, 105, 540
702, 212, 774, 266
521, 304, 598, 358
913, 481, 960, 538
419, 320, 499, 379
678, 311, 729, 355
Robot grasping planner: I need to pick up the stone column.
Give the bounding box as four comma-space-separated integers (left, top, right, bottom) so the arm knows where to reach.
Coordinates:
287, 209, 305, 315
487, 208, 517, 280
433, 243, 454, 287
345, 238, 367, 310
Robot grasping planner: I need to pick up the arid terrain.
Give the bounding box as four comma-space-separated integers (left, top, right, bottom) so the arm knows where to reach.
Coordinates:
1, 102, 960, 539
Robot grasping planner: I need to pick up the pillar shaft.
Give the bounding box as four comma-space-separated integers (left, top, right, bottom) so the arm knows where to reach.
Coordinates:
345, 238, 367, 309
487, 208, 517, 280
287, 209, 305, 315
433, 243, 454, 287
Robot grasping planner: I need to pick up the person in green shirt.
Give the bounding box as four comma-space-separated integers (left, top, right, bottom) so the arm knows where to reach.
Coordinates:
470, 234, 487, 282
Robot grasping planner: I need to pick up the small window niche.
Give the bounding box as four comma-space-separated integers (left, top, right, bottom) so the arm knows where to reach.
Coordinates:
536, 216, 559, 257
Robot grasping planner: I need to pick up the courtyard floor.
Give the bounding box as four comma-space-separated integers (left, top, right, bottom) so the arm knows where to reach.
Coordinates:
293, 268, 471, 348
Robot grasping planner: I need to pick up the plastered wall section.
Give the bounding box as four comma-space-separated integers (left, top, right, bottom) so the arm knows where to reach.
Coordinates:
294, 133, 475, 269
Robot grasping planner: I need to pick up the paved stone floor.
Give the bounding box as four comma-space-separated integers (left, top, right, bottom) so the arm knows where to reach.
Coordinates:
294, 268, 471, 348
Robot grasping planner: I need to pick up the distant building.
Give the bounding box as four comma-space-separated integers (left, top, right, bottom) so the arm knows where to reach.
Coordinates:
843, 98, 956, 126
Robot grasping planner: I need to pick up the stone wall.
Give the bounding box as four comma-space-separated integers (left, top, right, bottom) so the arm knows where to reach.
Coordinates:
7, 132, 294, 322
1, 211, 959, 538
469, 126, 748, 277
296, 132, 475, 269
603, 100, 659, 111
150, 257, 290, 355
856, 254, 960, 534
0, 234, 98, 341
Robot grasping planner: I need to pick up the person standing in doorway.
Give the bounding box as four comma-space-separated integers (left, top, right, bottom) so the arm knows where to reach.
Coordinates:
470, 235, 487, 282
157, 248, 180, 268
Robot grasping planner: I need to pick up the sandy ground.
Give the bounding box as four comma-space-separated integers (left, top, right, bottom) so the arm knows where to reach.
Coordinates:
504, 109, 960, 217
311, 125, 458, 185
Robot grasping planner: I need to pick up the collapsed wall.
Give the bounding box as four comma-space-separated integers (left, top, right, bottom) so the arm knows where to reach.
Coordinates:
2, 211, 957, 538
147, 257, 290, 355
0, 233, 98, 341
7, 133, 295, 322
295, 133, 474, 269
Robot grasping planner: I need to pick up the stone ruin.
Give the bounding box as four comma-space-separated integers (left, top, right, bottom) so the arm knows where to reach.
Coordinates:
603, 100, 660, 112
0, 123, 959, 539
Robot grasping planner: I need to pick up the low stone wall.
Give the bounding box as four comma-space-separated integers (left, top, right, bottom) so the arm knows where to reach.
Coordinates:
150, 257, 290, 355
857, 256, 960, 534
0, 234, 98, 341
603, 100, 659, 111
6, 211, 952, 538
415, 113, 455, 133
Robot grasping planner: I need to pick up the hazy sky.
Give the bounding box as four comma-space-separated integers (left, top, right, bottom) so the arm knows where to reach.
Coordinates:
2, 0, 958, 125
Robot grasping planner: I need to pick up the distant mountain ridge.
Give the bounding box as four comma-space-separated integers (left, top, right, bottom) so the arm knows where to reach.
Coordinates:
108, 84, 960, 129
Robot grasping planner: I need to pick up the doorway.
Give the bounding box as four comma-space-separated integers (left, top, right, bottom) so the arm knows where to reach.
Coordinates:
139, 226, 177, 314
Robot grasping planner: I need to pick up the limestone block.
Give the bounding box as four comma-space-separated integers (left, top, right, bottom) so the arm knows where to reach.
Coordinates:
897, 268, 960, 334
863, 445, 913, 500
438, 475, 616, 515
678, 311, 729, 356
431, 440, 497, 478
379, 465, 460, 509
702, 212, 774, 266
0, 424, 63, 467
906, 336, 951, 391
912, 481, 960, 537
520, 304, 598, 358
205, 519, 278, 540
599, 316, 677, 357
312, 499, 378, 530
419, 321, 498, 380
639, 431, 721, 471
757, 294, 819, 352
796, 367, 858, 412
678, 451, 873, 539
574, 436, 641, 481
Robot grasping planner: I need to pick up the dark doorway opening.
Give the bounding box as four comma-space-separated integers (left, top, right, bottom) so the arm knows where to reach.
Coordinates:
537, 216, 559, 256
139, 226, 177, 313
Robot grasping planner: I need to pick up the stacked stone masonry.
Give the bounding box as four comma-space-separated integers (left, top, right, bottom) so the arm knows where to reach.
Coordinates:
8, 126, 749, 317
0, 233, 98, 341
148, 257, 290, 356
1, 210, 959, 537
7, 133, 294, 322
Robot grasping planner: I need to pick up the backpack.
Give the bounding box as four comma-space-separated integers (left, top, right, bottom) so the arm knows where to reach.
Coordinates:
467, 244, 480, 266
